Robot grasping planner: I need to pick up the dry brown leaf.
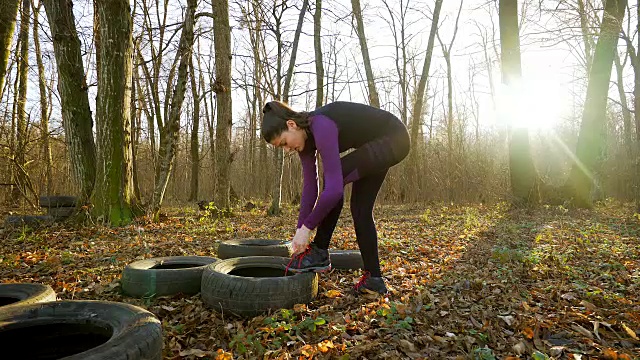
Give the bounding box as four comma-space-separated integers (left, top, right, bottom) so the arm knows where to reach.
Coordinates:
324, 289, 342, 298
179, 348, 208, 357
317, 339, 335, 353
602, 348, 618, 360
571, 323, 594, 339
215, 349, 233, 360
522, 327, 534, 339
621, 323, 638, 340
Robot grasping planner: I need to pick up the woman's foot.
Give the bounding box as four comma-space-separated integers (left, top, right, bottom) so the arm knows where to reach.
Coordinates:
354, 271, 388, 295
285, 243, 331, 273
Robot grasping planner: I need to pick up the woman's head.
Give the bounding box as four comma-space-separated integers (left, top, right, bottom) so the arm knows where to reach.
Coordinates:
261, 101, 310, 153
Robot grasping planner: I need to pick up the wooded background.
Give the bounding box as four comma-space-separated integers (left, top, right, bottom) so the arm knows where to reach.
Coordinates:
0, 0, 638, 224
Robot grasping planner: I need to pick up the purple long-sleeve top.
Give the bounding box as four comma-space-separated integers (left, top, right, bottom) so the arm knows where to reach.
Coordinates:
297, 115, 343, 230
296, 102, 406, 230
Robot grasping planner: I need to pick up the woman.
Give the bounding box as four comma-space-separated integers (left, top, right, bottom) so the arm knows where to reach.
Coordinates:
261, 101, 410, 295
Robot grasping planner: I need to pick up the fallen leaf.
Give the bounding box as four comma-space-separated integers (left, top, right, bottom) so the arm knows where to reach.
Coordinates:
522, 327, 534, 339
512, 341, 526, 355
621, 323, 638, 340
215, 349, 233, 360
580, 299, 598, 312
324, 289, 342, 298
561, 292, 576, 301
179, 349, 208, 357
498, 315, 515, 326
293, 303, 307, 313
602, 348, 618, 360
593, 321, 601, 340
317, 340, 334, 353
398, 339, 416, 352
571, 323, 593, 339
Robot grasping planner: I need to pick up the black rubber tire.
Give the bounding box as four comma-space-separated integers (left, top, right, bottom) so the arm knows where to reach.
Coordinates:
329, 250, 364, 270
217, 238, 291, 259
39, 195, 78, 208
0, 300, 162, 360
4, 215, 54, 227
48, 207, 76, 219
201, 256, 318, 317
0, 283, 56, 310
121, 256, 218, 298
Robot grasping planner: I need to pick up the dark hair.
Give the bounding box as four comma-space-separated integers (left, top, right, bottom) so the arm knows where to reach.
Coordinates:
261, 101, 310, 142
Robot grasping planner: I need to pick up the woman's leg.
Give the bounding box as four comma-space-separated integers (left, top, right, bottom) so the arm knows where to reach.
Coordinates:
350, 169, 388, 277
312, 128, 409, 249
312, 196, 343, 250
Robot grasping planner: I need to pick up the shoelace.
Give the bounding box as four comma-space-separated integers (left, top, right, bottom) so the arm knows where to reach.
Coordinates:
355, 271, 371, 290
284, 247, 311, 276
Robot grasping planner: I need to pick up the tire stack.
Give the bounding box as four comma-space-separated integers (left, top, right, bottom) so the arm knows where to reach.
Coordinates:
195, 238, 364, 317
40, 195, 78, 221
0, 283, 163, 359
4, 195, 79, 227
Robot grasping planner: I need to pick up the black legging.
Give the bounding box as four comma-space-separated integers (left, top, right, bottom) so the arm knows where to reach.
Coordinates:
312, 127, 410, 277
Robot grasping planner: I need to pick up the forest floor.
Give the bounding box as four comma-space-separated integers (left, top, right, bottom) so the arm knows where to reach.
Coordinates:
0, 201, 639, 360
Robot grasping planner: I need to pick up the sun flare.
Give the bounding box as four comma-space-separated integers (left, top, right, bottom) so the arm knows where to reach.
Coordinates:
496, 77, 568, 131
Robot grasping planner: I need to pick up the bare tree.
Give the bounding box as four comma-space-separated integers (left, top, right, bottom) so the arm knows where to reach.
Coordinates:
409, 0, 442, 199
92, 0, 139, 225
499, 0, 539, 206
189, 57, 200, 201
382, 0, 411, 124
314, 0, 323, 108
32, 0, 52, 195
0, 0, 20, 96
13, 0, 31, 203
43, 0, 97, 203
213, 0, 233, 210
351, 0, 380, 107
436, 0, 463, 200
150, 0, 197, 217
267, 0, 309, 215
566, 0, 627, 207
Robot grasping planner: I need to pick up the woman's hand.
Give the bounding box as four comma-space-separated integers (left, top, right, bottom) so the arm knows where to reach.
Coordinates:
291, 225, 312, 255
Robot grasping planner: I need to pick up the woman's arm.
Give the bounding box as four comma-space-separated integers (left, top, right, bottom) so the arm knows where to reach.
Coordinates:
302, 115, 343, 230
297, 150, 318, 228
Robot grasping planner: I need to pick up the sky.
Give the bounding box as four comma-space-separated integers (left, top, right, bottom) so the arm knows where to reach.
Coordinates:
2, 0, 631, 142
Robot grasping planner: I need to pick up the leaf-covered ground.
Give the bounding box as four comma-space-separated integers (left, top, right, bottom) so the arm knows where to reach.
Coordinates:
1, 201, 639, 359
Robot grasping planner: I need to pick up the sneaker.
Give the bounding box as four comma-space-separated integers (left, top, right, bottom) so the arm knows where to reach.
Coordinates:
285, 243, 331, 274
354, 271, 388, 295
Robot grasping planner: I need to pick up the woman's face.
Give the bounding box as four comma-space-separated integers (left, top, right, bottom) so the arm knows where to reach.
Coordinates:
270, 120, 307, 153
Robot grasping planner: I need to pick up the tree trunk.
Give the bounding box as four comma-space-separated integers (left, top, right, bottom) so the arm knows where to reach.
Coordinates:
499, 0, 540, 206
43, 0, 96, 203
282, 0, 309, 103
578, 0, 594, 71
314, 0, 324, 109
614, 51, 633, 150
92, 0, 139, 225
566, 0, 627, 208
351, 0, 380, 108
0, 0, 20, 97
13, 0, 30, 202
130, 64, 142, 202
189, 58, 200, 201
151, 0, 196, 217
410, 0, 442, 200
436, 0, 462, 201
268, 0, 309, 215
32, 1, 53, 195
213, 0, 233, 210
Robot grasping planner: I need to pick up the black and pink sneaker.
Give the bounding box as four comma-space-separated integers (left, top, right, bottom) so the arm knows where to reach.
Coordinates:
285, 243, 331, 274
354, 271, 388, 295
